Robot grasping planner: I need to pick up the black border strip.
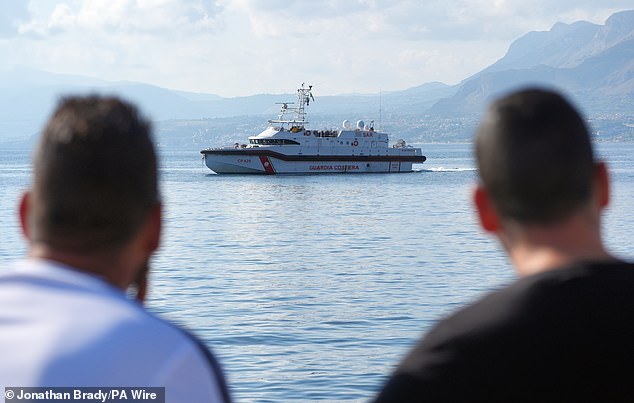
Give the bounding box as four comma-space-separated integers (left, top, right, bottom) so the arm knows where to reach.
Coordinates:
200, 149, 426, 163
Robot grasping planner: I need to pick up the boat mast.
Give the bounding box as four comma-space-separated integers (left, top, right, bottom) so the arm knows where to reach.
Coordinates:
295, 83, 314, 126
269, 83, 314, 129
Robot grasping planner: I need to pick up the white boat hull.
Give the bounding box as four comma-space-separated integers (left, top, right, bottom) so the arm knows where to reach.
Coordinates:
202, 150, 425, 174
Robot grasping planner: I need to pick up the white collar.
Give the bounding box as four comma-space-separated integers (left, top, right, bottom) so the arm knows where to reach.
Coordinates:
10, 258, 127, 300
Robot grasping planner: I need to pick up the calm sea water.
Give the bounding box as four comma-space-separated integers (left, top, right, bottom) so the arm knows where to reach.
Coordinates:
1, 142, 633, 402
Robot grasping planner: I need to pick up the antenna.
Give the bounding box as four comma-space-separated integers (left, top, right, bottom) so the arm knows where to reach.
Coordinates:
379, 89, 382, 132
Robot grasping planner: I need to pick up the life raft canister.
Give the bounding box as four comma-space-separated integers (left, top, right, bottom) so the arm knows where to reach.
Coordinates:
305, 130, 311, 136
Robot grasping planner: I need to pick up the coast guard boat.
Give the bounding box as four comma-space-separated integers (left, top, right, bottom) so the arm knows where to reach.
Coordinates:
200, 84, 426, 174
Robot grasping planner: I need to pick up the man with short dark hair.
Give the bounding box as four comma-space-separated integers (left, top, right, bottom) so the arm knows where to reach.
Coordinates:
0, 96, 231, 402
373, 88, 634, 402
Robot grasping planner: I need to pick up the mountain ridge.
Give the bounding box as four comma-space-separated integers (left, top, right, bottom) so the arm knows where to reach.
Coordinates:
428, 10, 634, 117
1, 10, 633, 144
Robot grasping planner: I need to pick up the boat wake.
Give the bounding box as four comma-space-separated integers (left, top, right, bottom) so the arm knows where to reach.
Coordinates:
416, 167, 476, 172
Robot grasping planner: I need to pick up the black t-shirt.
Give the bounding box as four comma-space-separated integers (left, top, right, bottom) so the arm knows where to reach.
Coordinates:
373, 261, 634, 402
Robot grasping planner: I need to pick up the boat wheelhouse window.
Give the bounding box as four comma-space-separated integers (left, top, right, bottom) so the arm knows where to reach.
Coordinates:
249, 139, 300, 145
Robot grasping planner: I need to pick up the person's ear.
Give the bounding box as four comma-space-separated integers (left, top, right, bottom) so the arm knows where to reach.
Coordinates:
594, 161, 610, 210
143, 203, 162, 254
19, 192, 31, 240
473, 185, 500, 233
134, 263, 149, 303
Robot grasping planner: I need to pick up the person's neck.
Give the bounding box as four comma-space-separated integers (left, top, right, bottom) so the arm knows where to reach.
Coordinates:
28, 243, 127, 289
502, 214, 615, 277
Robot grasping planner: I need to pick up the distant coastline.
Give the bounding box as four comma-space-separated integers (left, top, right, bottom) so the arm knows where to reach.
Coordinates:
2, 10, 633, 147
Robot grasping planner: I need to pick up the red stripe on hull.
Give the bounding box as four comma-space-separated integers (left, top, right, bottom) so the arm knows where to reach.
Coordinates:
259, 156, 276, 174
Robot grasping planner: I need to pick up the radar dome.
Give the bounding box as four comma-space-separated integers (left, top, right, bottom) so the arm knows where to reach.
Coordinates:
356, 120, 365, 130
342, 120, 351, 129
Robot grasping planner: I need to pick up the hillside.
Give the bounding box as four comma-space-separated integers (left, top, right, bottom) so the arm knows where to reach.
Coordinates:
430, 10, 634, 117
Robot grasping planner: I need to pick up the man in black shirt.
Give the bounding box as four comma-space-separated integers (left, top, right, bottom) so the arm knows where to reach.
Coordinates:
373, 88, 634, 402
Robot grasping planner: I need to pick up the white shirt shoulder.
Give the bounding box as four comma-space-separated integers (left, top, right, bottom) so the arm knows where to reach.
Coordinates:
0, 259, 230, 403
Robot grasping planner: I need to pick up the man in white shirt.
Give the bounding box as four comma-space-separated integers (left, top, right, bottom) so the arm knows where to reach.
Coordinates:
0, 96, 231, 402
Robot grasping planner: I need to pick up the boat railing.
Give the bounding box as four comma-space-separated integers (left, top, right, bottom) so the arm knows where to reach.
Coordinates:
310, 130, 338, 138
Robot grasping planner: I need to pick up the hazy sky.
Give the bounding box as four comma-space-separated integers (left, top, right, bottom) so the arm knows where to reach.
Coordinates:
1, 0, 631, 97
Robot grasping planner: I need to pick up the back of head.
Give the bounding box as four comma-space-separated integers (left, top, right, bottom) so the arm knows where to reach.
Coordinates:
475, 88, 594, 224
29, 95, 158, 253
